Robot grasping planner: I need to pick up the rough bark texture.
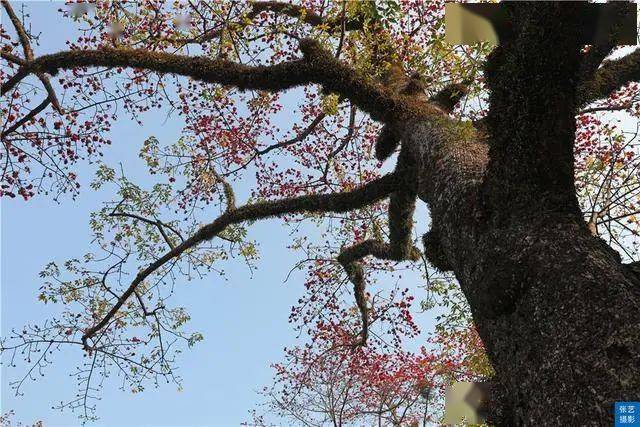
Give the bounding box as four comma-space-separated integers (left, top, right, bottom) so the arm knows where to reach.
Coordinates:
403, 109, 640, 427
401, 3, 640, 425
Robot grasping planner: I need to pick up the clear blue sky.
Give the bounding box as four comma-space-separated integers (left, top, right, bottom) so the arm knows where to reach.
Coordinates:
1, 3, 434, 426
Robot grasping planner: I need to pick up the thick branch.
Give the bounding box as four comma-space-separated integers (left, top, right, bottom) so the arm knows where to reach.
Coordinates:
1, 0, 33, 59
193, 1, 363, 44
578, 3, 634, 93
2, 0, 62, 115
578, 48, 640, 107
250, 1, 363, 32
336, 190, 421, 346
430, 83, 469, 114
0, 50, 25, 65
337, 235, 420, 347
336, 146, 421, 346
81, 173, 399, 350
2, 40, 439, 124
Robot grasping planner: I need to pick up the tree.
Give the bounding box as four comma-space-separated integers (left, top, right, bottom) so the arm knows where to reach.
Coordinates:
2, 1, 639, 425
246, 318, 490, 426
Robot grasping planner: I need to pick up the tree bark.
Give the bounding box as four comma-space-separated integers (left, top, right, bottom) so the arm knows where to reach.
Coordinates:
397, 115, 640, 425
403, 3, 640, 424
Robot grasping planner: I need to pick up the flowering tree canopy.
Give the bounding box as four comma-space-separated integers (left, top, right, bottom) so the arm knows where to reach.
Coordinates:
2, 1, 640, 425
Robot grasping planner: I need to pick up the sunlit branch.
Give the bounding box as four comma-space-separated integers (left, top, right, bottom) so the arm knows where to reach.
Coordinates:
579, 102, 635, 115
597, 208, 640, 226
2, 39, 441, 125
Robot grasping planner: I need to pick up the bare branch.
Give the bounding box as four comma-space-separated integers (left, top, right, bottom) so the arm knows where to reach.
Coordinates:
258, 113, 326, 156
579, 102, 634, 115
226, 113, 326, 175
108, 211, 183, 249
1, 97, 50, 138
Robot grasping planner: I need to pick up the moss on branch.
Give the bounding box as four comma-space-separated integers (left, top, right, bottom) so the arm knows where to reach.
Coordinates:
578, 48, 640, 107
3, 39, 443, 126
81, 173, 400, 351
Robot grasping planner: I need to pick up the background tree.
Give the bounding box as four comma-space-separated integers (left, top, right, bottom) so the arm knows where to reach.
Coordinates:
1, 1, 639, 425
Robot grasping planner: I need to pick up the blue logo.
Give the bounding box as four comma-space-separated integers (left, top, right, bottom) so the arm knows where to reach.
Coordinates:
616, 402, 640, 426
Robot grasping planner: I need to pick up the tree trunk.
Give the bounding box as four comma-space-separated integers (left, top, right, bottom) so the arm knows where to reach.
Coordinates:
457, 213, 640, 425
396, 4, 640, 424
401, 116, 640, 425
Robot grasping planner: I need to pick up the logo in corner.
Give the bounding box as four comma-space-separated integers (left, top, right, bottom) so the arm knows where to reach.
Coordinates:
616, 402, 640, 427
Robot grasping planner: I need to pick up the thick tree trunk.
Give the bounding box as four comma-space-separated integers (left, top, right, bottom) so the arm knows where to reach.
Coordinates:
7, 0, 640, 422
470, 217, 640, 425
397, 4, 640, 424
458, 214, 640, 425
402, 116, 640, 425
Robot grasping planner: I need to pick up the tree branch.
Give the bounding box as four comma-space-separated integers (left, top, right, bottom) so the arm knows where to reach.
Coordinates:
578, 48, 640, 107
578, 2, 632, 90
336, 184, 421, 347
191, 1, 364, 44
430, 82, 469, 114
108, 211, 183, 249
261, 113, 326, 156
579, 102, 634, 115
1, 0, 61, 136
81, 172, 400, 351
1, 0, 33, 59
336, 147, 421, 346
1, 50, 26, 66
226, 112, 326, 175
2, 39, 440, 125
1, 97, 50, 138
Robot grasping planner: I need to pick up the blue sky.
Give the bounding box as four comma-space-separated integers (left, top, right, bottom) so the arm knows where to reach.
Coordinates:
1, 3, 436, 426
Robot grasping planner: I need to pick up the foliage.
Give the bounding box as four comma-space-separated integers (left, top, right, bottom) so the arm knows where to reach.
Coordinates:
2, 1, 639, 425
